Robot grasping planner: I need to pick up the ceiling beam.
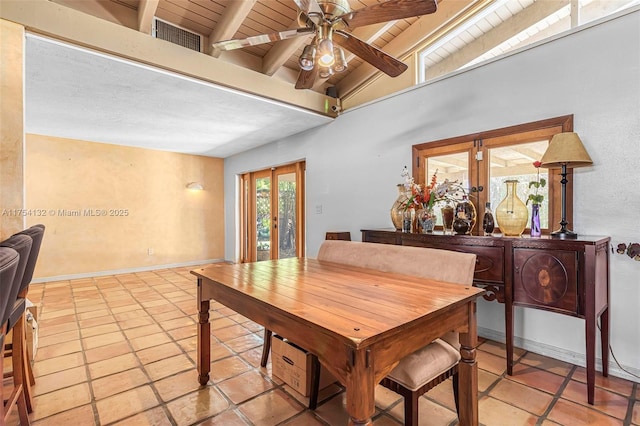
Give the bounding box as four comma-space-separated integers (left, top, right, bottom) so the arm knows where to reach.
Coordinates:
262, 18, 312, 76
208, 0, 257, 57
137, 0, 159, 34
336, 0, 480, 98
425, 0, 569, 80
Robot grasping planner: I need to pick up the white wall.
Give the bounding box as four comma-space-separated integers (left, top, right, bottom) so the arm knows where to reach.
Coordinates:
225, 8, 640, 380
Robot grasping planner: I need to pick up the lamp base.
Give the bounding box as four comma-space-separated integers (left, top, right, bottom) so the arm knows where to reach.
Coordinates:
550, 229, 578, 239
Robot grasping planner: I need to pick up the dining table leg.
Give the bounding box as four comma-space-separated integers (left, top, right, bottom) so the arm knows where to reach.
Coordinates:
197, 278, 211, 385
346, 348, 375, 426
458, 301, 479, 426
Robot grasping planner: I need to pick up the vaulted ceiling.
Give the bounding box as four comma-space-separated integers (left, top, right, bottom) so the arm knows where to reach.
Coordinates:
49, 0, 481, 100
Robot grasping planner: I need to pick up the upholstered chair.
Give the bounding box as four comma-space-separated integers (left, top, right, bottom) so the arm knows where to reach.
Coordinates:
0, 236, 33, 424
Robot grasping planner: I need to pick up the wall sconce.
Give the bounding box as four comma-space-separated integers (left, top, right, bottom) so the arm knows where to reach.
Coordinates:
540, 132, 593, 239
186, 182, 204, 191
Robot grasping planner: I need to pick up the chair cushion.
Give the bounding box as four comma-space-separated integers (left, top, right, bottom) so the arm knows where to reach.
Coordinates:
386, 338, 461, 391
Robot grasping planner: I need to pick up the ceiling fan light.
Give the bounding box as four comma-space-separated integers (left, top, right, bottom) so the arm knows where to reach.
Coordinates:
319, 66, 334, 79
299, 44, 316, 71
333, 47, 347, 73
317, 38, 335, 67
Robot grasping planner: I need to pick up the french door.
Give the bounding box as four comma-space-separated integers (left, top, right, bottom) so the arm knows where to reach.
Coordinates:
240, 162, 305, 263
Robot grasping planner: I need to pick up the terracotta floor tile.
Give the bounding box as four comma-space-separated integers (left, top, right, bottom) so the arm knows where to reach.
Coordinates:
280, 411, 327, 425
91, 367, 149, 400
632, 400, 640, 425
37, 321, 79, 338
519, 351, 574, 377
476, 349, 508, 376
218, 370, 275, 404
78, 314, 117, 328
238, 389, 305, 426
37, 329, 80, 347
123, 324, 163, 339
118, 316, 157, 329
196, 409, 251, 425
478, 396, 538, 426
210, 356, 253, 383
560, 379, 629, 420
214, 324, 254, 342
80, 322, 121, 338
31, 383, 92, 421
144, 354, 194, 381
129, 331, 172, 351
31, 404, 96, 425
82, 330, 126, 349
33, 352, 85, 377
490, 377, 554, 415
111, 406, 173, 426
547, 398, 624, 425
88, 353, 139, 379
167, 324, 197, 341
166, 387, 230, 425
224, 333, 264, 353
509, 363, 566, 395
136, 341, 182, 364
33, 339, 82, 360
95, 385, 160, 424
154, 370, 203, 402
32, 365, 87, 396
84, 340, 132, 363
478, 368, 501, 392
572, 366, 635, 397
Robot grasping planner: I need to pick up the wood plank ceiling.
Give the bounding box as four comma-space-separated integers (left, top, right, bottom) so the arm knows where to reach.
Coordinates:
54, 0, 464, 99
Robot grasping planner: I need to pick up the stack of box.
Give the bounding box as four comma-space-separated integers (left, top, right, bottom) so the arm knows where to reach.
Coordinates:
271, 334, 336, 396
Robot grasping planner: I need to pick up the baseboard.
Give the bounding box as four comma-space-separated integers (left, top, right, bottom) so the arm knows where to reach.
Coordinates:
31, 258, 226, 283
478, 327, 640, 383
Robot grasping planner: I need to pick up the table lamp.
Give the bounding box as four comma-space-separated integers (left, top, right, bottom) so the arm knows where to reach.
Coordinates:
540, 132, 593, 239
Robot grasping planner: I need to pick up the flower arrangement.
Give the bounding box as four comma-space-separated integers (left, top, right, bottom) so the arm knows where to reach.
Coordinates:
527, 161, 546, 205
401, 166, 465, 211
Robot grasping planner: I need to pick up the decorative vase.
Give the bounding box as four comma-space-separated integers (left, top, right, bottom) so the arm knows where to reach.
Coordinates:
441, 203, 455, 235
530, 204, 542, 237
391, 184, 409, 231
454, 196, 477, 235
453, 217, 470, 235
495, 180, 528, 236
416, 206, 437, 233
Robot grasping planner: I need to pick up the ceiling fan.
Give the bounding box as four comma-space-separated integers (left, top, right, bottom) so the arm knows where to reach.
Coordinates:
211, 0, 438, 90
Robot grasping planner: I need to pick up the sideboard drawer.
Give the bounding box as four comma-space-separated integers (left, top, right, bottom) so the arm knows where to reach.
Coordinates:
513, 248, 578, 316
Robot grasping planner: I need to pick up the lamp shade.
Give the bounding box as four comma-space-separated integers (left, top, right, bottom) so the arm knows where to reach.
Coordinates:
540, 132, 593, 169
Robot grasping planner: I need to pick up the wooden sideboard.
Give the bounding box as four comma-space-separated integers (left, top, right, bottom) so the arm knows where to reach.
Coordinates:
361, 229, 610, 405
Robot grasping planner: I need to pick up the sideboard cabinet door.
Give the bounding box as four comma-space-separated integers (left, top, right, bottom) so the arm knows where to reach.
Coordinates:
513, 248, 579, 316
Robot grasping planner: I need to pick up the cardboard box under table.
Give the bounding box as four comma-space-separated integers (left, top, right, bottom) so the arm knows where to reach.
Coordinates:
271, 334, 336, 396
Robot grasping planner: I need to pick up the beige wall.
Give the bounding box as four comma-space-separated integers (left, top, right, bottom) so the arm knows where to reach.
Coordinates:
25, 134, 225, 278
0, 19, 25, 238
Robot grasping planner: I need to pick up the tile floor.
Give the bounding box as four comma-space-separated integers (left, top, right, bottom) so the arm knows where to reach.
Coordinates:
3, 265, 639, 425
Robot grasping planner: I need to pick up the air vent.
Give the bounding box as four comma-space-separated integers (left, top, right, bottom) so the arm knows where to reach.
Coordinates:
152, 18, 202, 52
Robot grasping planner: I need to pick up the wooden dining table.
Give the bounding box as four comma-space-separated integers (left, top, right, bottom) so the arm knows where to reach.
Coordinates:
192, 258, 485, 426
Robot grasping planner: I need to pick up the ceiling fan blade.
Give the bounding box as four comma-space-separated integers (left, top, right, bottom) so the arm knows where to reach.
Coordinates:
212, 27, 314, 52
334, 31, 407, 77
340, 0, 437, 29
295, 66, 318, 89
293, 0, 325, 24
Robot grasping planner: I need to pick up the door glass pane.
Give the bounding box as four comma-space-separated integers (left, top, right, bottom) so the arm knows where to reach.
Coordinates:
256, 177, 271, 261
425, 152, 469, 226
278, 173, 296, 259
488, 141, 549, 229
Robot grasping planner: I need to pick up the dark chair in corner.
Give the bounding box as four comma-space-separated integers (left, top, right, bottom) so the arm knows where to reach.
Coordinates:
311, 240, 476, 426
7, 225, 45, 390
0, 235, 33, 425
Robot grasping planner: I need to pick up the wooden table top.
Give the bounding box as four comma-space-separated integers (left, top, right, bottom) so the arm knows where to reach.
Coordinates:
192, 258, 485, 349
